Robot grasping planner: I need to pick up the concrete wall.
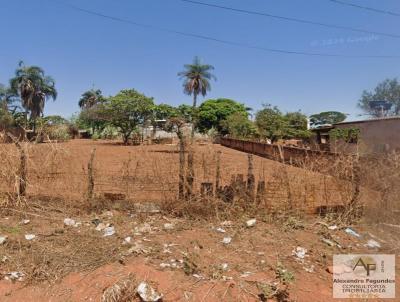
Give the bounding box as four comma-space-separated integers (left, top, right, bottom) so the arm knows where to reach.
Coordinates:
220, 137, 338, 170
333, 118, 400, 154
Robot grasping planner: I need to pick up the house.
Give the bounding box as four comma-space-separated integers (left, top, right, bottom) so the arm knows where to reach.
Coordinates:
310, 125, 333, 151
312, 116, 400, 154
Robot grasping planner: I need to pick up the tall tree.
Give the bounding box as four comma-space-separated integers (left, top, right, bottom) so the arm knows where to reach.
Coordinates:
358, 78, 400, 117
9, 61, 57, 131
255, 105, 310, 142
220, 112, 257, 139
178, 56, 215, 199
78, 89, 105, 109
103, 89, 154, 144
178, 56, 216, 136
178, 56, 216, 109
197, 98, 249, 134
309, 111, 347, 127
255, 105, 287, 142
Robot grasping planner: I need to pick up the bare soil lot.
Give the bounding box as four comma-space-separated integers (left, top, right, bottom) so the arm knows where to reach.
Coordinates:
0, 197, 399, 302
2, 139, 358, 211
0, 140, 397, 301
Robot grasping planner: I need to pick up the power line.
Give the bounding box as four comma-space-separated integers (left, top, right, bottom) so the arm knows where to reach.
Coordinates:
180, 0, 400, 39
328, 0, 400, 17
50, 1, 400, 59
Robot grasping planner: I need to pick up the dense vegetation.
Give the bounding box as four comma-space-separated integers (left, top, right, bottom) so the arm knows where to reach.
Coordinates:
4, 60, 398, 144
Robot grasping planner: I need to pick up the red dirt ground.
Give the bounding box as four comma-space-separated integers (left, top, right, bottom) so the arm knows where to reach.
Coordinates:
0, 200, 399, 301
0, 140, 397, 301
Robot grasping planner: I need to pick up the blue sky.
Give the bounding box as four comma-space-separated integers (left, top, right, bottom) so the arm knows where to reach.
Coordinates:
1, 0, 399, 121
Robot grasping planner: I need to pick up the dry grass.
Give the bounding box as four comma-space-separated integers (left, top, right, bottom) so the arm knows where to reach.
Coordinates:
0, 138, 399, 225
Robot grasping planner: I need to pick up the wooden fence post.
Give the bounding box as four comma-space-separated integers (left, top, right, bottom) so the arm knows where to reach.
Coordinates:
87, 148, 96, 200
215, 151, 221, 195
186, 150, 194, 199
247, 154, 255, 201
178, 134, 185, 200
256, 180, 266, 204
7, 133, 27, 198
15, 141, 27, 197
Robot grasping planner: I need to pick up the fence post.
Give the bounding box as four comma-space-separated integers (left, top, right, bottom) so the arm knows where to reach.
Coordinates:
87, 148, 96, 200
7, 133, 27, 198
186, 150, 194, 200
15, 141, 27, 197
341, 155, 362, 222
215, 150, 221, 195
247, 154, 255, 201
178, 134, 185, 200
256, 180, 266, 204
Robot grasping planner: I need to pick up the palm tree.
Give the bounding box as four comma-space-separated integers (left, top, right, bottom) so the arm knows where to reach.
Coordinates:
178, 56, 216, 200
78, 89, 104, 109
9, 61, 57, 131
178, 56, 216, 110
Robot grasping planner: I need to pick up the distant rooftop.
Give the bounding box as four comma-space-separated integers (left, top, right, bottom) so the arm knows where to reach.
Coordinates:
334, 116, 400, 126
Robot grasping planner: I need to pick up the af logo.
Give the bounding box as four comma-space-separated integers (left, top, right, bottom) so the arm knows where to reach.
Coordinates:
352, 256, 377, 276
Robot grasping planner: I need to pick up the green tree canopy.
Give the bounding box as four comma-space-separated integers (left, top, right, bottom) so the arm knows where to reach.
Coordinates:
284, 111, 311, 139
103, 89, 154, 144
358, 78, 400, 117
220, 112, 256, 139
197, 98, 249, 133
0, 83, 23, 128
76, 104, 108, 134
255, 105, 310, 142
153, 103, 179, 120
309, 111, 347, 127
176, 104, 193, 122
0, 84, 18, 110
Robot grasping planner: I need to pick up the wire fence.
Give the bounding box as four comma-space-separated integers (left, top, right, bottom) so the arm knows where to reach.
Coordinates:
0, 139, 397, 222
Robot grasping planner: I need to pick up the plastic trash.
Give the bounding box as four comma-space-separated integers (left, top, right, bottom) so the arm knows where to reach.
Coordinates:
292, 246, 307, 259
328, 225, 338, 230
345, 228, 361, 238
246, 219, 257, 227
103, 226, 115, 237
64, 218, 77, 227
321, 238, 336, 247
365, 239, 381, 249
215, 227, 226, 233
25, 234, 36, 241
240, 272, 253, 278
163, 223, 174, 230
137, 282, 163, 302
220, 263, 229, 271
0, 236, 7, 245
123, 236, 132, 244
5, 271, 24, 282
222, 237, 232, 244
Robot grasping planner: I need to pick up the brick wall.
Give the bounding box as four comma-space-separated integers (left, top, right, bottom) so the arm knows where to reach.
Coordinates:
220, 137, 337, 168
